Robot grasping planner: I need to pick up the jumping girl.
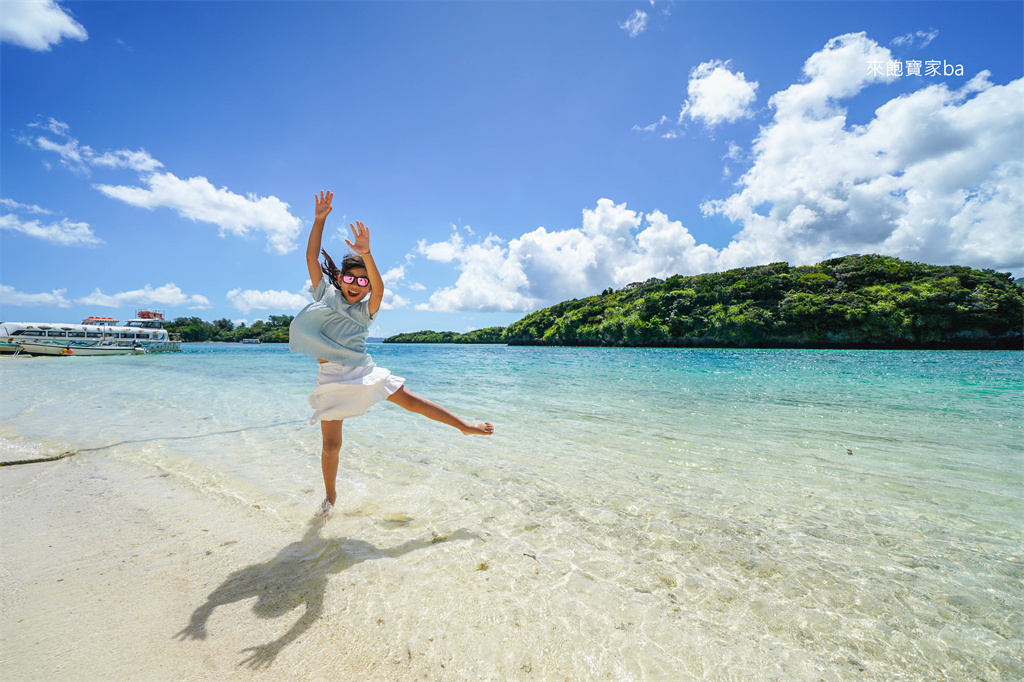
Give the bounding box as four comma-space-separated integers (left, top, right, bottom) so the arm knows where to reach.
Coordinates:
289, 191, 494, 518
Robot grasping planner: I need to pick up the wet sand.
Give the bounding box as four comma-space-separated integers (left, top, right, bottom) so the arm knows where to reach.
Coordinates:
0, 453, 635, 681
1, 455, 314, 680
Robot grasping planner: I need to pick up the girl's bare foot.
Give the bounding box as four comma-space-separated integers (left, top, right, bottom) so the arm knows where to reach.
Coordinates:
461, 422, 494, 435
313, 498, 333, 518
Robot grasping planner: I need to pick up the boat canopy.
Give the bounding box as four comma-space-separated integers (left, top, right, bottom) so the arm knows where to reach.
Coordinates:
135, 309, 165, 320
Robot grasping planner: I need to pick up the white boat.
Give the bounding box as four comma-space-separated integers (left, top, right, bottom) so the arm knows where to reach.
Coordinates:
0, 309, 182, 356
9, 341, 147, 357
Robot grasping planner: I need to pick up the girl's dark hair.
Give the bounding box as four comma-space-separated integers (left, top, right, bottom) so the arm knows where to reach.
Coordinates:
321, 250, 365, 286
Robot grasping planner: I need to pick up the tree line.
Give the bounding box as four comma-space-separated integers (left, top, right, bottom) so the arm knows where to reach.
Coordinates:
164, 315, 293, 343
385, 255, 1023, 350
383, 327, 506, 344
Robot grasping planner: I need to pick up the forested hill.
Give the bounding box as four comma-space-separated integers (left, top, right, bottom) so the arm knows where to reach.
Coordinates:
387, 255, 1023, 350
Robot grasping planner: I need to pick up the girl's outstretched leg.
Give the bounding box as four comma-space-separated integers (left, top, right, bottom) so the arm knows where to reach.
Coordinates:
319, 420, 343, 510
386, 386, 494, 435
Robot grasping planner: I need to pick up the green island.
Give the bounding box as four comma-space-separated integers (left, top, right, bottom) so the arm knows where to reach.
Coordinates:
383, 255, 1023, 350
382, 327, 507, 344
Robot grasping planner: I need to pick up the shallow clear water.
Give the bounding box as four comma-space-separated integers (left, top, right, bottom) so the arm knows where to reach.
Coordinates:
2, 344, 1022, 679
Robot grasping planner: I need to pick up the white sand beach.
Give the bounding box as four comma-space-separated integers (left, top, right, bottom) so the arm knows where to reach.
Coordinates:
1, 453, 685, 681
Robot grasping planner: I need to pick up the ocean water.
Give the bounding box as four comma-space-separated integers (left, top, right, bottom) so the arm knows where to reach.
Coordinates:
1, 344, 1022, 679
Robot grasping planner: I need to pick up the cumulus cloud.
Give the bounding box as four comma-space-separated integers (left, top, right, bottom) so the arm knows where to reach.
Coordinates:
680, 60, 759, 127
769, 32, 896, 120
0, 214, 102, 246
415, 201, 720, 312
96, 173, 303, 255
414, 229, 534, 312
0, 0, 87, 51
0, 285, 72, 308
619, 10, 648, 38
702, 32, 1023, 275
380, 290, 410, 311
78, 284, 211, 309
377, 263, 413, 310
21, 120, 303, 254
227, 287, 310, 314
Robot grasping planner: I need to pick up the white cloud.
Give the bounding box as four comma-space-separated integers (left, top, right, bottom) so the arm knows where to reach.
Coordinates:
377, 263, 413, 310
0, 0, 87, 51
700, 33, 1023, 275
380, 290, 410, 311
723, 142, 744, 162
21, 120, 302, 254
619, 10, 648, 38
0, 285, 71, 308
416, 229, 537, 312
381, 262, 411, 287
0, 213, 102, 246
31, 133, 90, 174
415, 200, 720, 312
891, 29, 938, 49
23, 118, 163, 175
95, 173, 302, 255
632, 115, 668, 133
91, 149, 165, 173
679, 60, 759, 127
227, 287, 310, 314
28, 118, 71, 136
0, 198, 52, 215
79, 284, 212, 309
769, 32, 896, 120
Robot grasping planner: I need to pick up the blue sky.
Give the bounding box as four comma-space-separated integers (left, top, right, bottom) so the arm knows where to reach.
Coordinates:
2, 1, 1021, 338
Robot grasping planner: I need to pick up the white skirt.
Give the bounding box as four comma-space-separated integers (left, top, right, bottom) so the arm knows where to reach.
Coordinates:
308, 362, 405, 424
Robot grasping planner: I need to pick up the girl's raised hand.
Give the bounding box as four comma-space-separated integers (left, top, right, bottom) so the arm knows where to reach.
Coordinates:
315, 191, 334, 221
344, 221, 371, 254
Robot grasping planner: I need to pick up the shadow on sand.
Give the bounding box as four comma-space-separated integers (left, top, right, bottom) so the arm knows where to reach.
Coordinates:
176, 521, 477, 668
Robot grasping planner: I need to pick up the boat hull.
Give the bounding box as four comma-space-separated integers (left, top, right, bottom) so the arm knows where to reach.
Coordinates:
0, 341, 24, 355
7, 341, 146, 356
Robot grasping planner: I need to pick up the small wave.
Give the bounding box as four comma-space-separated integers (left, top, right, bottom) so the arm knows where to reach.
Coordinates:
0, 429, 76, 466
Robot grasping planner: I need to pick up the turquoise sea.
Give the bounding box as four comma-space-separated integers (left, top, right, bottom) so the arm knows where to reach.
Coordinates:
1, 344, 1021, 679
